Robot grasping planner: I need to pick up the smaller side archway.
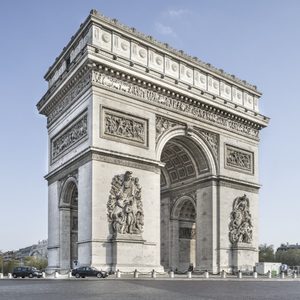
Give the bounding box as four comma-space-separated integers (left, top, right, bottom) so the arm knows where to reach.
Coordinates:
59, 177, 78, 270
169, 196, 196, 271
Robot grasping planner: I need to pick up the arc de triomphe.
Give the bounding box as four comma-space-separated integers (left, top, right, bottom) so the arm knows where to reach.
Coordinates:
37, 10, 269, 273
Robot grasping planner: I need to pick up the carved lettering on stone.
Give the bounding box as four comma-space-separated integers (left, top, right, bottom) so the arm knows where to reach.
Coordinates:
51, 114, 88, 160
92, 71, 259, 139
229, 194, 253, 245
102, 108, 148, 147
225, 144, 253, 174
107, 171, 144, 236
156, 115, 180, 142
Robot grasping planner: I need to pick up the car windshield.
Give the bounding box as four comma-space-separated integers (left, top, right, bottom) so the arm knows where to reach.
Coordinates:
90, 267, 98, 271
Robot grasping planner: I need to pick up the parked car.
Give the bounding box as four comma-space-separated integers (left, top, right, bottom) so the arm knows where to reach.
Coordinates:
12, 266, 43, 278
71, 266, 108, 278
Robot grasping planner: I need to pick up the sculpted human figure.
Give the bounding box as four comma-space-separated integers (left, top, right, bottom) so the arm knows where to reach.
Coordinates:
107, 171, 144, 235
229, 194, 253, 245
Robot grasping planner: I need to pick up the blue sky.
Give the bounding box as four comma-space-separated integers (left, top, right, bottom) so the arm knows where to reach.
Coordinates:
0, 0, 299, 251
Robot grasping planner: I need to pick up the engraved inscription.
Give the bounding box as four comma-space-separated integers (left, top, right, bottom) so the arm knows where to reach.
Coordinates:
179, 227, 196, 239
225, 145, 253, 173
92, 71, 259, 139
52, 114, 88, 160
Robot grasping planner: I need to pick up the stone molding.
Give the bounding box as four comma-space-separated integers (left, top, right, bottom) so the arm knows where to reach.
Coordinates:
225, 144, 254, 174
101, 107, 148, 148
92, 70, 261, 140
51, 112, 88, 162
37, 64, 91, 121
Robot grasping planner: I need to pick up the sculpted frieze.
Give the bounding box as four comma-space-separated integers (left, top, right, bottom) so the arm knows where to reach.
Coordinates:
92, 71, 259, 139
225, 144, 253, 174
102, 107, 148, 147
229, 194, 253, 245
107, 171, 144, 236
51, 114, 88, 161
48, 72, 91, 124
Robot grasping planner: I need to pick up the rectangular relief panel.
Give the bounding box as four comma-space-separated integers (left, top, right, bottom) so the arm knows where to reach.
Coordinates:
101, 107, 148, 148
225, 144, 254, 174
51, 111, 88, 162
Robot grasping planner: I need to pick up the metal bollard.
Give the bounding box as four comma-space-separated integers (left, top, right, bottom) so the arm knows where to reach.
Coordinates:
169, 271, 174, 278
237, 270, 242, 279
116, 269, 121, 278
204, 271, 209, 278
187, 271, 192, 279
68, 272, 72, 278
293, 272, 297, 279
42, 272, 46, 278
221, 270, 226, 278
151, 269, 156, 278
267, 271, 272, 279
134, 269, 138, 278
280, 272, 285, 279
8, 273, 12, 279
0, 273, 3, 279
54, 271, 59, 279
253, 271, 257, 278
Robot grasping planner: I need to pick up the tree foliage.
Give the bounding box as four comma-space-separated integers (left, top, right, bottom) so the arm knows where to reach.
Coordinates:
23, 256, 48, 270
259, 244, 275, 262
276, 249, 300, 266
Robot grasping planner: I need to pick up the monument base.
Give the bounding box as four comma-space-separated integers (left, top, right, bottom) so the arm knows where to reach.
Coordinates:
111, 234, 164, 272
231, 243, 257, 273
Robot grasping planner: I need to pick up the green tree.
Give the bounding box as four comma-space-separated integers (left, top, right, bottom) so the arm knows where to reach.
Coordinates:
24, 256, 48, 270
259, 244, 275, 262
276, 249, 300, 266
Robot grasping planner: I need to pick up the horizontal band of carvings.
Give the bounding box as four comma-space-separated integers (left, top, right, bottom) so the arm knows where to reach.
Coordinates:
37, 63, 91, 118
51, 112, 88, 162
101, 107, 148, 148
92, 70, 261, 140
225, 144, 254, 174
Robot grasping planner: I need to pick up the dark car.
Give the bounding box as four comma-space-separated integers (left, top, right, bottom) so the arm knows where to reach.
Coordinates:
12, 266, 43, 278
71, 266, 108, 278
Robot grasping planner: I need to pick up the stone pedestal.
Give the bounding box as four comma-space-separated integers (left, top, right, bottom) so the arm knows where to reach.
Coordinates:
231, 243, 257, 272
111, 234, 163, 272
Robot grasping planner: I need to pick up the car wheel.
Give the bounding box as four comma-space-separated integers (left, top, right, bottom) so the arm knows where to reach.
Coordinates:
22, 276, 25, 278
13, 274, 17, 278
96, 273, 102, 278
29, 273, 33, 278
75, 273, 80, 278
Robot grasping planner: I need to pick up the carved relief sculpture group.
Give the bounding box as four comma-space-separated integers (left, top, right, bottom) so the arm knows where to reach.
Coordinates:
107, 171, 144, 236
229, 194, 253, 245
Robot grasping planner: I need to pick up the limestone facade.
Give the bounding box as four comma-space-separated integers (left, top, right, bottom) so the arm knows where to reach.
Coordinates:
37, 10, 269, 273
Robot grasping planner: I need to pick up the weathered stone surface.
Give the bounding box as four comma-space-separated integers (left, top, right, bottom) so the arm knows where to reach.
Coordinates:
37, 10, 268, 273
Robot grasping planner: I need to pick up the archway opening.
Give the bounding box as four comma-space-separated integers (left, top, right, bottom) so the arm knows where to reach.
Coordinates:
160, 135, 210, 271
60, 180, 78, 269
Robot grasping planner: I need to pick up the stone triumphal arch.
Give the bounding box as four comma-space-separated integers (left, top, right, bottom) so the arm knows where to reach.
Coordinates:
37, 10, 269, 273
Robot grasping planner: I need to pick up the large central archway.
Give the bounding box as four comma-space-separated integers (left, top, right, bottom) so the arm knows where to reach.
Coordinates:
159, 131, 216, 272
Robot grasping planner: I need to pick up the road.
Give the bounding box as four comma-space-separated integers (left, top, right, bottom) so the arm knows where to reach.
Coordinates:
1, 278, 300, 300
